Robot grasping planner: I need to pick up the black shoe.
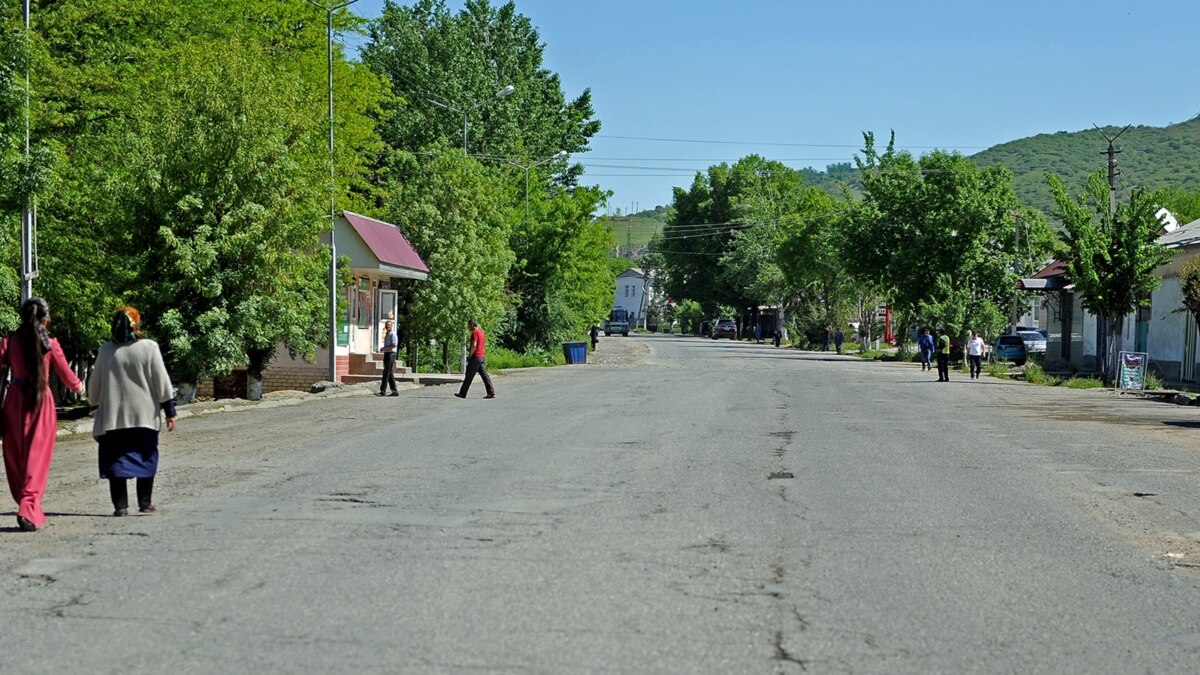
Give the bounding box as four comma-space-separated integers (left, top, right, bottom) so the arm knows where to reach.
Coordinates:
16, 516, 36, 531
375, 392, 385, 397
484, 393, 495, 399
113, 508, 128, 517
453, 393, 466, 399
388, 391, 399, 397
139, 504, 157, 513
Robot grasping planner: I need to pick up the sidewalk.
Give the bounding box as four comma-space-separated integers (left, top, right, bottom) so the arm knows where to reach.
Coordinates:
54, 381, 408, 439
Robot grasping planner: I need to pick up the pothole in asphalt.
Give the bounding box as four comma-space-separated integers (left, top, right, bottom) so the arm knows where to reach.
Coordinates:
768, 471, 795, 480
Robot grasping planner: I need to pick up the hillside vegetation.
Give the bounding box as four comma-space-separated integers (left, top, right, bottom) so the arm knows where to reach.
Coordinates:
971, 117, 1200, 216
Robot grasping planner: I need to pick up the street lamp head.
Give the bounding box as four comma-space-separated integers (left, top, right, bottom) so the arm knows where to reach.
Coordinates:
553, 150, 568, 160
496, 85, 515, 98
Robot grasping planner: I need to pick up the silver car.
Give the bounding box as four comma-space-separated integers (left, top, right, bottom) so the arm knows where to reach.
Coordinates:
1017, 330, 1047, 353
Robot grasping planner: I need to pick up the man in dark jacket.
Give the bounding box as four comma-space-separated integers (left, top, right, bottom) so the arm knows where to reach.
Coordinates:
918, 328, 935, 372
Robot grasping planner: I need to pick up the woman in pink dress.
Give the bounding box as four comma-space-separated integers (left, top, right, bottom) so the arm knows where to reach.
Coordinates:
2, 297, 84, 531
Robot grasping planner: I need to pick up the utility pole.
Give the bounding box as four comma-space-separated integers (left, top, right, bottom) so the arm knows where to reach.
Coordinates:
1093, 123, 1131, 382
20, 0, 36, 301
1011, 210, 1022, 333
1095, 123, 1130, 216
306, 0, 361, 381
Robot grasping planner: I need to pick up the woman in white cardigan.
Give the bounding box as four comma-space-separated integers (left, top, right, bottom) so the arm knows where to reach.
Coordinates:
88, 307, 177, 516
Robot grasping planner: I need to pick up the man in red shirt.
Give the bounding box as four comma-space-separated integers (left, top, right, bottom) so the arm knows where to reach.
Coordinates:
454, 319, 495, 399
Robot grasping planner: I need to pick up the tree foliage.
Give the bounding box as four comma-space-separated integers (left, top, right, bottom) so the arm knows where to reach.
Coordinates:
387, 147, 514, 356
1048, 170, 1174, 380
841, 132, 1049, 343
504, 170, 613, 348
362, 0, 599, 181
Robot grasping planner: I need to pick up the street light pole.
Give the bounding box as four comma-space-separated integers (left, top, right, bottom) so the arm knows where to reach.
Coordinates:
305, 0, 359, 382
428, 85, 514, 152
20, 0, 35, 301
506, 150, 567, 222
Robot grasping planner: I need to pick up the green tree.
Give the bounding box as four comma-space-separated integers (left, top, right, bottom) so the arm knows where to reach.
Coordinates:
841, 132, 1046, 347
362, 0, 599, 180
387, 147, 514, 370
1180, 256, 1200, 337
1048, 171, 1174, 381
657, 155, 801, 315
1153, 186, 1200, 225
0, 23, 30, 331
117, 40, 332, 400
504, 175, 613, 349
12, 0, 384, 388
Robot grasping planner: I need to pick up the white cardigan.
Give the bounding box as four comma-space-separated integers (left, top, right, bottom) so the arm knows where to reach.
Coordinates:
88, 339, 174, 438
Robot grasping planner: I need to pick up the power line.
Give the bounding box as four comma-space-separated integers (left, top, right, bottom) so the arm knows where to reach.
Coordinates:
597, 134, 989, 150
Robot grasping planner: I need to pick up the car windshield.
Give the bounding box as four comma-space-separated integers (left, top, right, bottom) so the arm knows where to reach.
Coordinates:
1019, 332, 1042, 340
998, 336, 1023, 346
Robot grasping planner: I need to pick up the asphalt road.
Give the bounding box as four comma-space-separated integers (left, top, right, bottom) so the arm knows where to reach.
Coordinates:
5, 334, 1200, 673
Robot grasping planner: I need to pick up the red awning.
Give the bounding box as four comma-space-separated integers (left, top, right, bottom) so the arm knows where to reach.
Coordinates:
342, 211, 429, 278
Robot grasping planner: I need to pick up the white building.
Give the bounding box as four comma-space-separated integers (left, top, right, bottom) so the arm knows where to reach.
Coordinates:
613, 267, 649, 327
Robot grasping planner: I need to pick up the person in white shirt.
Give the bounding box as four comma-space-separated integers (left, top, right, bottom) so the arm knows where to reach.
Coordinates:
967, 330, 986, 379
378, 320, 399, 397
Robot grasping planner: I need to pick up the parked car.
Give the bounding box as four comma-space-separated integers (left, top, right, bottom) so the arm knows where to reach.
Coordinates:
1017, 330, 1047, 354
697, 320, 712, 337
992, 334, 1027, 366
712, 318, 738, 340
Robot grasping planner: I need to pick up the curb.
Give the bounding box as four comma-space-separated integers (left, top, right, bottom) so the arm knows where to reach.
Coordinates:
55, 381, 416, 439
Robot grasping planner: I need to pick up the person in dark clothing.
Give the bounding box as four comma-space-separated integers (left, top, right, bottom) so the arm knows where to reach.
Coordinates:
936, 328, 951, 382
918, 328, 935, 372
454, 320, 495, 399
834, 328, 845, 354
377, 320, 399, 396
822, 328, 831, 352
773, 329, 781, 348
590, 324, 599, 351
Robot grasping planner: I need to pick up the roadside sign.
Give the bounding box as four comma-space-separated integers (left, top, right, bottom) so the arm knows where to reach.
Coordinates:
1117, 351, 1148, 391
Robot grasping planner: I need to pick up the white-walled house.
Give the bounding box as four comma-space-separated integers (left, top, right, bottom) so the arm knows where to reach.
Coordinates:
614, 268, 649, 327
1136, 217, 1200, 382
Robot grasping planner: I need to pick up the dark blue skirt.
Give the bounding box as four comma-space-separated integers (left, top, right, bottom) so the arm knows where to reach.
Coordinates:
98, 427, 160, 479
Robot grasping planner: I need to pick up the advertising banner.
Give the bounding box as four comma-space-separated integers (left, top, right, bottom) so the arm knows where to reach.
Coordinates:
1117, 351, 1147, 390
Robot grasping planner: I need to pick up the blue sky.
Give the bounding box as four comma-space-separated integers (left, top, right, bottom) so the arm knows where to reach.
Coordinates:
347, 0, 1200, 215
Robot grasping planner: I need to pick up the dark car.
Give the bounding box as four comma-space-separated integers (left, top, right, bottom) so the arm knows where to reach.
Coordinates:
712, 318, 738, 340
698, 320, 712, 337
992, 334, 1027, 366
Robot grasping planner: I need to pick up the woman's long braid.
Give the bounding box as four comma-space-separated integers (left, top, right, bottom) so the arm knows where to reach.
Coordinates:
18, 298, 50, 410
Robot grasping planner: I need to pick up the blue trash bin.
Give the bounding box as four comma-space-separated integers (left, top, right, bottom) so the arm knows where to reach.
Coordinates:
562, 341, 587, 364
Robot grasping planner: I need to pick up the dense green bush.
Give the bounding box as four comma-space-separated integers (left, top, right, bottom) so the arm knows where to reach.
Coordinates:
488, 345, 563, 370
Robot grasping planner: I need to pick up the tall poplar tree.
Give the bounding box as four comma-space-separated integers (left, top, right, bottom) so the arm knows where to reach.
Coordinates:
1049, 171, 1174, 381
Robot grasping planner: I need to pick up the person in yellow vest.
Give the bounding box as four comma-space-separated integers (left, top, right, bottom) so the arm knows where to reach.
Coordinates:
936, 327, 951, 382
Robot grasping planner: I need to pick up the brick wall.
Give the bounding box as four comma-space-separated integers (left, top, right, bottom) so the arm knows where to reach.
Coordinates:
194, 347, 351, 398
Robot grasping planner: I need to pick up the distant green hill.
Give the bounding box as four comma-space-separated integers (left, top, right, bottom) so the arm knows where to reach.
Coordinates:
971, 117, 1200, 216
607, 208, 666, 253
790, 117, 1200, 217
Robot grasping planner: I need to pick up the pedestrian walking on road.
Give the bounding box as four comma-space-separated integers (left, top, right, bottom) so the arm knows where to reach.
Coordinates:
822, 327, 830, 352
1, 298, 85, 531
88, 307, 177, 517
834, 328, 845, 354
967, 330, 985, 379
378, 320, 399, 397
918, 328, 935, 372
936, 328, 951, 382
454, 319, 495, 399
